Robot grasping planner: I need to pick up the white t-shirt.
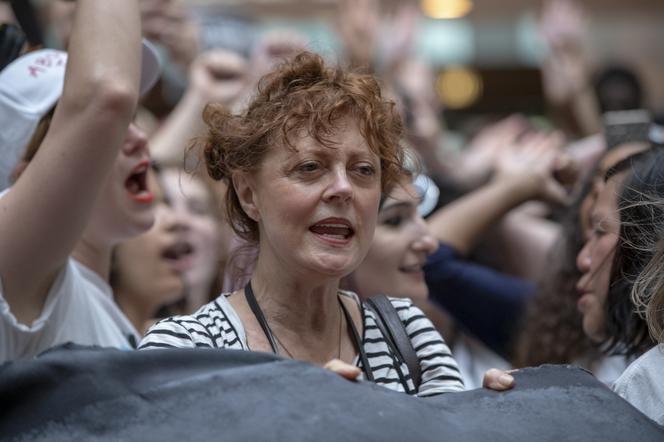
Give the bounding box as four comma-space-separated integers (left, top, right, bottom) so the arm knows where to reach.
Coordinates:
0, 258, 140, 363
613, 344, 664, 425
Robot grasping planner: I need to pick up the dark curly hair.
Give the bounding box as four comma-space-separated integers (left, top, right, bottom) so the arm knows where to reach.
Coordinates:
199, 51, 405, 243
514, 172, 601, 367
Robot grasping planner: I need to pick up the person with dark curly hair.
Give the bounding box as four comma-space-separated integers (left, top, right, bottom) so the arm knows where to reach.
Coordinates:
514, 142, 650, 383
139, 51, 513, 396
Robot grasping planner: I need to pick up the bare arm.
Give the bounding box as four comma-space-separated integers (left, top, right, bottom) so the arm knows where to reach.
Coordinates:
150, 49, 248, 167
540, 0, 601, 136
0, 0, 141, 323
427, 131, 571, 256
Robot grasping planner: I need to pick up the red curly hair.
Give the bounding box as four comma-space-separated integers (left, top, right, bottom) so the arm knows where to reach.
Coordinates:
200, 51, 405, 243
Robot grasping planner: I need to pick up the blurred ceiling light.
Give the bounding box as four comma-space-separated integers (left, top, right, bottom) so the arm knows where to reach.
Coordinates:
436, 66, 482, 109
421, 0, 473, 19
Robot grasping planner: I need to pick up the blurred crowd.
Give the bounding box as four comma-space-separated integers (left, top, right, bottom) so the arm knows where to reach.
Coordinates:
1, 0, 663, 427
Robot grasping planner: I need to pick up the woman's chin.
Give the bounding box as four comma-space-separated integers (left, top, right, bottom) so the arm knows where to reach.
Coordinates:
305, 256, 360, 280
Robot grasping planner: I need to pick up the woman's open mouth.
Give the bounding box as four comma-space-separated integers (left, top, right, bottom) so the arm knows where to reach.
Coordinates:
162, 240, 195, 272
125, 161, 153, 203
309, 218, 355, 244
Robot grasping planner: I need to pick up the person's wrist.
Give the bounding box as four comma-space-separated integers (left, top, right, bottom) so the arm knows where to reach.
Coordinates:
494, 172, 541, 202
183, 86, 212, 110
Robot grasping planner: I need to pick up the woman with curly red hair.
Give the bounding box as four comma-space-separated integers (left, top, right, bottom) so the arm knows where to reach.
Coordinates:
139, 52, 472, 396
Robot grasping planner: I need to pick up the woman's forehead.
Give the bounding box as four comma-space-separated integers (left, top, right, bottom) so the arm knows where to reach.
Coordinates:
382, 183, 420, 208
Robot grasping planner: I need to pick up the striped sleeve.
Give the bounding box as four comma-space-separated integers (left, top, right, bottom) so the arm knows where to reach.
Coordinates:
139, 317, 205, 350
392, 298, 464, 396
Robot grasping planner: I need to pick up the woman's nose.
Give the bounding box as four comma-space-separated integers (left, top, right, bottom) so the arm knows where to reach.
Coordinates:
323, 167, 353, 203
412, 217, 438, 257
158, 201, 191, 233
576, 240, 592, 274
122, 123, 149, 157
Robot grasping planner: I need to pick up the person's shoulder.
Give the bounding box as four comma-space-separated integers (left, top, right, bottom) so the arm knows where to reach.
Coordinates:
384, 296, 423, 322
173, 293, 236, 330
614, 344, 664, 393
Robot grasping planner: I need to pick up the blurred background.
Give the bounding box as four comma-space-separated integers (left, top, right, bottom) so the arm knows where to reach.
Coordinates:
182, 0, 664, 124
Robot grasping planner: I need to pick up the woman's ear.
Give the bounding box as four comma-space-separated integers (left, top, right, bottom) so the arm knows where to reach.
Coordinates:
232, 171, 260, 222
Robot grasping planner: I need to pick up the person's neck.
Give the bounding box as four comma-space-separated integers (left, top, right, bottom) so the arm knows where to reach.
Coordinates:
250, 252, 341, 339
71, 235, 113, 282
114, 289, 155, 335
184, 279, 212, 313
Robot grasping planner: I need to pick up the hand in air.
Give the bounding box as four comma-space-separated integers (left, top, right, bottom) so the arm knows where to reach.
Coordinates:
459, 115, 530, 186
494, 129, 576, 205
337, 0, 380, 66
140, 0, 200, 68
539, 0, 590, 104
251, 30, 309, 79
324, 358, 362, 381
189, 49, 249, 107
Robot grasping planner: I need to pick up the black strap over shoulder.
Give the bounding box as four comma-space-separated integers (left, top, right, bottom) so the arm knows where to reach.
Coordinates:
365, 295, 422, 392
244, 281, 280, 355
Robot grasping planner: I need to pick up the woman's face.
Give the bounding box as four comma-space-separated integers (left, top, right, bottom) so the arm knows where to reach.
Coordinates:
239, 118, 382, 280
353, 180, 438, 300
576, 174, 624, 342
113, 169, 187, 307
161, 169, 222, 290
87, 123, 156, 245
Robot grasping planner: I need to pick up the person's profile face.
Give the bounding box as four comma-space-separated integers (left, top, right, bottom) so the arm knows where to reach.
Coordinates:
575, 175, 623, 342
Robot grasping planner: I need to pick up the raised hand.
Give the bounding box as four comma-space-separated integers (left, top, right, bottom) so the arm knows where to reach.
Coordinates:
494, 129, 575, 205
337, 0, 380, 67
140, 0, 200, 69
250, 29, 309, 81
539, 0, 590, 105
189, 49, 248, 108
458, 115, 530, 187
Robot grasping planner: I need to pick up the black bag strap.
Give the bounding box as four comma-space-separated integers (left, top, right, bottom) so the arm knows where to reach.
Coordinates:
244, 281, 280, 355
366, 295, 422, 391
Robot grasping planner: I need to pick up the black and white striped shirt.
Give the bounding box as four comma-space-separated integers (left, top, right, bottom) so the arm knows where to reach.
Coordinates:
139, 292, 464, 397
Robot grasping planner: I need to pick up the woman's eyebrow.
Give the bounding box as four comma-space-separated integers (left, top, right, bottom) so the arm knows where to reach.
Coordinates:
381, 201, 413, 212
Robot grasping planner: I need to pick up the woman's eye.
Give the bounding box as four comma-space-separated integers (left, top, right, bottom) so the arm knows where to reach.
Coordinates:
297, 162, 320, 173
355, 164, 376, 177
383, 215, 403, 227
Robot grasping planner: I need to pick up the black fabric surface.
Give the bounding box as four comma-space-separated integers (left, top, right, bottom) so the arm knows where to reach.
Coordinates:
1, 344, 662, 441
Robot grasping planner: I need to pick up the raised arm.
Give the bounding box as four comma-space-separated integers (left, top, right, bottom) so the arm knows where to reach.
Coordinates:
427, 131, 571, 256
540, 0, 601, 136
150, 49, 248, 167
0, 0, 141, 323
